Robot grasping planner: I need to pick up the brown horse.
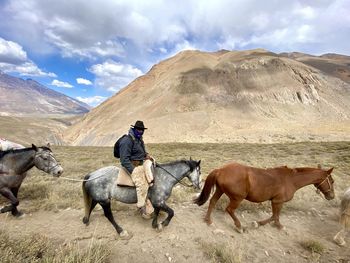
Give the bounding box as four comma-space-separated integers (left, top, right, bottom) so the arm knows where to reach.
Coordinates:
194, 162, 335, 231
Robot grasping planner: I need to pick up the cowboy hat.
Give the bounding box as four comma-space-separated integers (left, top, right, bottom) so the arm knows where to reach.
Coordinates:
131, 120, 147, 130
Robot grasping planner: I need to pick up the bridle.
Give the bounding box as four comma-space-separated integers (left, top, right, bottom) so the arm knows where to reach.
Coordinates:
155, 163, 197, 187
315, 174, 333, 194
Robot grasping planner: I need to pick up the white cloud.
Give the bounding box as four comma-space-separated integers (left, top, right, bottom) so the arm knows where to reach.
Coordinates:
76, 78, 92, 85
0, 37, 56, 77
0, 37, 27, 64
89, 59, 143, 92
0, 0, 349, 73
76, 95, 107, 107
51, 79, 73, 88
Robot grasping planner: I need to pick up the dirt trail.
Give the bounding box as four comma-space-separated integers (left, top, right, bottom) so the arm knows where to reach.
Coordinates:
1, 201, 349, 263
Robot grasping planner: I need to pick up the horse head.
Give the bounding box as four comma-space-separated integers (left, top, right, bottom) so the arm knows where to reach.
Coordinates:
315, 167, 335, 200
32, 144, 63, 177
186, 158, 202, 190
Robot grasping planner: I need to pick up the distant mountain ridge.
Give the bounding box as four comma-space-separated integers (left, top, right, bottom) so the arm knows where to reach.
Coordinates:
0, 72, 91, 116
63, 49, 350, 145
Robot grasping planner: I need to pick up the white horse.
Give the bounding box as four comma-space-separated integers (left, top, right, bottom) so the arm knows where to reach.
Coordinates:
333, 187, 350, 246
0, 138, 24, 151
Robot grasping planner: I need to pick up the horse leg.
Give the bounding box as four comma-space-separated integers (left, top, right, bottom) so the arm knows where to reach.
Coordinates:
100, 201, 124, 235
152, 207, 161, 229
271, 202, 284, 229
0, 187, 20, 216
158, 203, 174, 227
226, 199, 243, 232
204, 188, 223, 225
10, 187, 23, 217
82, 200, 97, 225
258, 202, 283, 228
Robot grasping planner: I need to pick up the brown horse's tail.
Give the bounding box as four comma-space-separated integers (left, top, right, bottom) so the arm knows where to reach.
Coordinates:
82, 175, 92, 224
194, 170, 218, 206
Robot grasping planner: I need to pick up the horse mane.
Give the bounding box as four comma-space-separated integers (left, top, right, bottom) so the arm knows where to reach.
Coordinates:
294, 167, 319, 173
0, 147, 32, 159
157, 159, 197, 171
0, 146, 51, 159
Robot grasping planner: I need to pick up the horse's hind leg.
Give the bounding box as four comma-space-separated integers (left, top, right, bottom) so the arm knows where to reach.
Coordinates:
0, 187, 21, 216
226, 199, 243, 232
83, 200, 97, 225
204, 188, 223, 225
100, 201, 124, 235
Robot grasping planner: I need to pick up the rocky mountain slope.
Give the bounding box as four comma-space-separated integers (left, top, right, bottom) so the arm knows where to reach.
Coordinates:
63, 49, 350, 145
0, 72, 91, 116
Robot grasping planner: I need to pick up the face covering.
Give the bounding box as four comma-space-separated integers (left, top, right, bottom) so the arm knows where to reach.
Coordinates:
133, 128, 144, 139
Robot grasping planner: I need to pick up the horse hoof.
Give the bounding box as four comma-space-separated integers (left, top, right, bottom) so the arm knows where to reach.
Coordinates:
82, 217, 89, 225
251, 221, 259, 228
156, 223, 163, 232
15, 212, 25, 219
334, 237, 346, 247
204, 218, 212, 225
119, 230, 132, 240
235, 227, 243, 234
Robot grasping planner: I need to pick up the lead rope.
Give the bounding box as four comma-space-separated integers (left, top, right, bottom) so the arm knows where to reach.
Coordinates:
58, 173, 108, 182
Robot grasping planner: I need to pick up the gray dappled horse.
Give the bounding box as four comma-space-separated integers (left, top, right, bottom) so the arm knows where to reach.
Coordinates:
82, 159, 201, 238
0, 144, 63, 216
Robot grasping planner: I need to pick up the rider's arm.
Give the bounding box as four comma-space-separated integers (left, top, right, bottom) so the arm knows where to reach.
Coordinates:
119, 137, 134, 174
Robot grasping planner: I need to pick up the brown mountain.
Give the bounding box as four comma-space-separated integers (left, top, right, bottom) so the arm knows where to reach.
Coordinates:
0, 72, 91, 116
64, 49, 350, 145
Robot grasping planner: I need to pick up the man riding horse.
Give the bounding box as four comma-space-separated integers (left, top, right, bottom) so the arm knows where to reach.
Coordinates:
118, 120, 154, 218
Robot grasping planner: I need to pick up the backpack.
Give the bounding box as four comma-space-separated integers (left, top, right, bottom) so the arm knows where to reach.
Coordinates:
113, 134, 133, 158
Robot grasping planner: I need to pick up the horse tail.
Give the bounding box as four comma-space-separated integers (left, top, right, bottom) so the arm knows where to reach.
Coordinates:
82, 175, 92, 223
194, 170, 218, 206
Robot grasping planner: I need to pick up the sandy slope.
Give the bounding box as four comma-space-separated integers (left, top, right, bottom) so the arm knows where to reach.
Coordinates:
1, 200, 349, 263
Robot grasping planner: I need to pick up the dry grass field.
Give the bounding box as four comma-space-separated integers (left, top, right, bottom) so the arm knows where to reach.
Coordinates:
1, 142, 350, 262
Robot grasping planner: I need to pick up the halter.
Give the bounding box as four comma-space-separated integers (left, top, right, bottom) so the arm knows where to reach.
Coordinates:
155, 163, 194, 187
35, 151, 60, 173
315, 174, 332, 194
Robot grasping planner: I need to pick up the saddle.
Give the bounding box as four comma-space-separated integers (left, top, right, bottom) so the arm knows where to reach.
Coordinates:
116, 161, 155, 187
116, 167, 135, 187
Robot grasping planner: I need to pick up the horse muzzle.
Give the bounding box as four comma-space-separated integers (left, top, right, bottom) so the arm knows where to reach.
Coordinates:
52, 166, 64, 177
325, 192, 335, 200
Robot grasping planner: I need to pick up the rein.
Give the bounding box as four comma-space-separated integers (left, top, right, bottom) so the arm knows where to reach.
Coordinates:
155, 163, 193, 187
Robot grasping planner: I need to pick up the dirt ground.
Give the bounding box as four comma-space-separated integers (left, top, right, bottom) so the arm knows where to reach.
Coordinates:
1, 197, 349, 263
1, 142, 350, 262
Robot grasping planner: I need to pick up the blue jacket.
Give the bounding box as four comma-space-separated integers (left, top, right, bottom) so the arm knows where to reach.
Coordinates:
119, 128, 147, 174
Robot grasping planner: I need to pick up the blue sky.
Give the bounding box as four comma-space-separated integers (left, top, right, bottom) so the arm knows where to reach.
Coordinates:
0, 0, 349, 107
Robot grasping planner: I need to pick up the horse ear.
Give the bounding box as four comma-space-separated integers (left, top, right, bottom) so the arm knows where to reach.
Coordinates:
197, 160, 201, 166
327, 167, 334, 174
32, 144, 38, 151
317, 164, 322, 169
47, 142, 51, 148
190, 156, 192, 161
